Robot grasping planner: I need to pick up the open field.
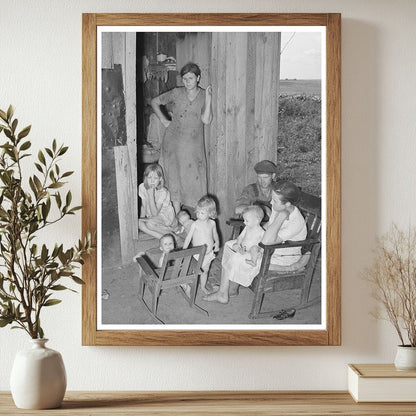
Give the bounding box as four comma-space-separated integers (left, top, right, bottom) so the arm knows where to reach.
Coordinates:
280, 79, 321, 96
278, 80, 322, 197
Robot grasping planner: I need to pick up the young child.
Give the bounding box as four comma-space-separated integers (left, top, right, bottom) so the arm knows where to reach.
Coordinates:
134, 233, 175, 269
182, 196, 219, 295
176, 210, 194, 235
138, 163, 178, 239
231, 205, 265, 266
157, 233, 175, 268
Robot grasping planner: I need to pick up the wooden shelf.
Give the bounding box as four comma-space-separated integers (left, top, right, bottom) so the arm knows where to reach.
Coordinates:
1, 391, 416, 415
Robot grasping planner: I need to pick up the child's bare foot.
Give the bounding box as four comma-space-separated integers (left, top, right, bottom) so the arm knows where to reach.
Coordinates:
202, 291, 229, 304
180, 284, 191, 298
245, 258, 256, 266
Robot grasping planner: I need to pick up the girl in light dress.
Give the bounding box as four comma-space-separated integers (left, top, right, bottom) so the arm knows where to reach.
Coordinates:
138, 163, 178, 239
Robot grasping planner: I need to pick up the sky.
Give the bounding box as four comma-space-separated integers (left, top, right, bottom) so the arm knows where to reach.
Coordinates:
280, 32, 322, 80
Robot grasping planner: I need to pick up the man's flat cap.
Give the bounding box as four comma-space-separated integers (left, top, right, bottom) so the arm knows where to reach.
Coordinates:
254, 160, 277, 174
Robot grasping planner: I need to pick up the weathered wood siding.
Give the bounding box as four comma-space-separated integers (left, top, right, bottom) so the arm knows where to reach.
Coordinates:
209, 32, 281, 239
102, 32, 138, 264
176, 33, 212, 88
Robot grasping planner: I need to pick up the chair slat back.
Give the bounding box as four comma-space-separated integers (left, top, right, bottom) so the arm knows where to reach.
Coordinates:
163, 245, 207, 281
299, 207, 321, 253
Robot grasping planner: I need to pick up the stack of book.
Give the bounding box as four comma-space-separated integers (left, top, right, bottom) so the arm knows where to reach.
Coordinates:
348, 364, 416, 402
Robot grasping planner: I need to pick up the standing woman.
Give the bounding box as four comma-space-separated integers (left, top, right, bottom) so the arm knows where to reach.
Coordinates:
151, 62, 212, 213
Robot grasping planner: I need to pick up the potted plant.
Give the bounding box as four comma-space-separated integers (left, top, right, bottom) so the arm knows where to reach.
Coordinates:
363, 223, 416, 370
0, 105, 94, 408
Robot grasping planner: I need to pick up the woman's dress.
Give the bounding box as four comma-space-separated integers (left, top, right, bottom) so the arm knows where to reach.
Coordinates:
158, 87, 207, 208
222, 207, 307, 287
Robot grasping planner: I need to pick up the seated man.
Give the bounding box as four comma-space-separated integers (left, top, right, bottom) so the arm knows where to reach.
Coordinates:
234, 160, 279, 219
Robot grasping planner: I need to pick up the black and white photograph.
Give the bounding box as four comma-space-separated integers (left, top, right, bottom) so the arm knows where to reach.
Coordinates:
97, 26, 325, 330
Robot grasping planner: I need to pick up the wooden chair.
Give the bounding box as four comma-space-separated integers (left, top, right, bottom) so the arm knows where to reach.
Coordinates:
134, 245, 208, 324
248, 207, 321, 319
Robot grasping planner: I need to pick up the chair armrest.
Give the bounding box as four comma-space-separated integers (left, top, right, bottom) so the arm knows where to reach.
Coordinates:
259, 237, 320, 251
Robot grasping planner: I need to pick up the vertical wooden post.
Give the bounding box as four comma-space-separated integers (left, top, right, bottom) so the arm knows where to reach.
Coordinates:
125, 33, 138, 240
102, 32, 138, 263
114, 146, 135, 264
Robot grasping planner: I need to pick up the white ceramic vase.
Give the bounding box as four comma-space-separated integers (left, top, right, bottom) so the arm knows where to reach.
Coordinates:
10, 338, 67, 409
394, 345, 416, 371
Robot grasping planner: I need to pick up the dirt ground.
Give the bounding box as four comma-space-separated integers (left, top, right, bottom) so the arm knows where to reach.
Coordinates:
100, 234, 322, 326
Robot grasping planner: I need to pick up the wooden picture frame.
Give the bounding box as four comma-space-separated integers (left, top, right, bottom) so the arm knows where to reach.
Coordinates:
82, 13, 341, 346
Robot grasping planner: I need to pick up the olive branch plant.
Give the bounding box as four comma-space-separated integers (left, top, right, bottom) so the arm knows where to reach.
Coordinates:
362, 223, 416, 347
0, 105, 94, 339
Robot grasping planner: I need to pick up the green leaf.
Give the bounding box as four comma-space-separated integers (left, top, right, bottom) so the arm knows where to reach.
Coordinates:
38, 326, 44, 339
45, 148, 53, 158
38, 150, 46, 165
71, 276, 85, 285
41, 202, 50, 220
41, 244, 48, 262
4, 128, 12, 140
34, 163, 43, 173
43, 299, 62, 307
50, 285, 68, 291
11, 118, 18, 133
0, 109, 7, 121
33, 175, 42, 192
65, 191, 72, 207
29, 177, 38, 197
0, 317, 13, 327
58, 146, 68, 156
17, 125, 31, 140
6, 105, 14, 121
55, 192, 62, 208
69, 206, 82, 213
19, 140, 31, 151
52, 139, 57, 152
61, 171, 74, 178
48, 182, 64, 189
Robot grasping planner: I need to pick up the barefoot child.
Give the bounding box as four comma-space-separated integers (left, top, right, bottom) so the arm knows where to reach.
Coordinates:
231, 205, 265, 267
138, 164, 178, 239
182, 196, 219, 295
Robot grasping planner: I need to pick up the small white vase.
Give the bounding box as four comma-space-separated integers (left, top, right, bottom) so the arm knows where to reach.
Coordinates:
394, 345, 416, 371
10, 338, 67, 409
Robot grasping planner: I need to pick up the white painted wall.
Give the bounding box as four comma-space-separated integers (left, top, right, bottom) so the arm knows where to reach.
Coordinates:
1, 0, 416, 391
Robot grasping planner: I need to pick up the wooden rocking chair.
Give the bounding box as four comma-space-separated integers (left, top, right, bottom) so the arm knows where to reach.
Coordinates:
134, 245, 208, 324
249, 207, 321, 319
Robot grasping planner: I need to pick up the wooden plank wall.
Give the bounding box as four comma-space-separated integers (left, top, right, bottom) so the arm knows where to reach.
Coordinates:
102, 32, 138, 263
209, 32, 281, 241
176, 33, 212, 88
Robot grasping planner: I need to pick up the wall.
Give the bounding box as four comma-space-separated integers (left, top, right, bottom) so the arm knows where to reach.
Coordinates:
1, 0, 416, 391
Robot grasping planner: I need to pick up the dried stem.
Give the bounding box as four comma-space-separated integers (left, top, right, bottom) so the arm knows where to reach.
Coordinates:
363, 223, 416, 346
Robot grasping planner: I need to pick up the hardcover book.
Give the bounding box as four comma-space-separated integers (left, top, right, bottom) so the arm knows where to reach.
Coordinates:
348, 364, 416, 402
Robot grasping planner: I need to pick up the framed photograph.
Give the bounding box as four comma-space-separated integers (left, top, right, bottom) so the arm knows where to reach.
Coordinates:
82, 13, 341, 346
